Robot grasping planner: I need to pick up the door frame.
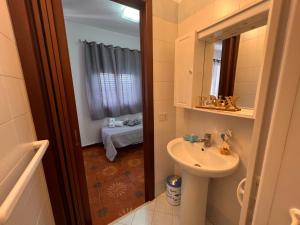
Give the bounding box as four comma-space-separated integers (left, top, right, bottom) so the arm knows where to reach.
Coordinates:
236, 0, 292, 224
251, 0, 300, 223
7, 0, 154, 225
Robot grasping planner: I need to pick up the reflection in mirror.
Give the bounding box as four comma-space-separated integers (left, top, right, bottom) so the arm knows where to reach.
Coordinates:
202, 25, 267, 109
210, 41, 222, 97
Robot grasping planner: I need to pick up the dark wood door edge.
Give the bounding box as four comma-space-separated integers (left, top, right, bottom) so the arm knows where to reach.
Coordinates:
140, 0, 155, 201
7, 1, 75, 224
41, 1, 91, 224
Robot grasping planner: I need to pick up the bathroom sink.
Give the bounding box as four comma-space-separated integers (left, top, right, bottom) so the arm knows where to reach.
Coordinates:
167, 138, 239, 178
167, 138, 239, 225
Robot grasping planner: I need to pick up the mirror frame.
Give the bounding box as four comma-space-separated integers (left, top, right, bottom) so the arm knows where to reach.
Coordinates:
194, 1, 270, 119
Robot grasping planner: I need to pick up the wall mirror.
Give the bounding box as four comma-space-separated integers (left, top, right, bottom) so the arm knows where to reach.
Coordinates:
201, 25, 267, 109
196, 10, 269, 117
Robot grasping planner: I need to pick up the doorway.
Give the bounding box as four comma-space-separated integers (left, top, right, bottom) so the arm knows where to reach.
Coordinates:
62, 1, 146, 223
7, 0, 154, 225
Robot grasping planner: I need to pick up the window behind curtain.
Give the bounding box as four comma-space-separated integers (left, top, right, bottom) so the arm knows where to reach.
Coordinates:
84, 42, 142, 120
210, 41, 223, 96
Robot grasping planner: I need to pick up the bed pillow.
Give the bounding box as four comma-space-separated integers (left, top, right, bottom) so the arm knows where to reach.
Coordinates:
114, 121, 124, 127
108, 118, 115, 127
123, 119, 142, 126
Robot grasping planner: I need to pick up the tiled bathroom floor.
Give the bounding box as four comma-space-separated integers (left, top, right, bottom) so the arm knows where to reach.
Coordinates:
109, 193, 213, 225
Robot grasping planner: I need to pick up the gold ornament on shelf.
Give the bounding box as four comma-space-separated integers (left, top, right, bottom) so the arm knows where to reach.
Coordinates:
196, 95, 241, 112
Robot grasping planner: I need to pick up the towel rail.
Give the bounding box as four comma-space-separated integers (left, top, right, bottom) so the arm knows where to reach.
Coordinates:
237, 178, 246, 206
0, 140, 49, 225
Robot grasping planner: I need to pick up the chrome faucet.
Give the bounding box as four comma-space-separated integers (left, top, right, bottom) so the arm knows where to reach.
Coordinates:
199, 133, 212, 148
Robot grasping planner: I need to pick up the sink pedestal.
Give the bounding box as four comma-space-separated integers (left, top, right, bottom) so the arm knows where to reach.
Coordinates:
180, 170, 209, 225
167, 138, 240, 225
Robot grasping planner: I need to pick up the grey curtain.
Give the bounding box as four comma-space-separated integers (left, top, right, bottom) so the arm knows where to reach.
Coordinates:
83, 41, 142, 120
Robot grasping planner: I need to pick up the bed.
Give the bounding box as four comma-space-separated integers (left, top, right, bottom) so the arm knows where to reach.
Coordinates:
101, 124, 143, 161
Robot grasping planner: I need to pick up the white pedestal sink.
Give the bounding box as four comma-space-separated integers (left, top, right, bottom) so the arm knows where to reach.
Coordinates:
167, 138, 239, 225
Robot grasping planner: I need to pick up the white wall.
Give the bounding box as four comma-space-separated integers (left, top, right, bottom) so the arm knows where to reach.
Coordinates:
0, 1, 55, 224
178, 0, 263, 36
265, 3, 300, 222
64, 20, 141, 146
152, 0, 178, 195
250, 1, 300, 222
266, 82, 300, 224
175, 1, 263, 225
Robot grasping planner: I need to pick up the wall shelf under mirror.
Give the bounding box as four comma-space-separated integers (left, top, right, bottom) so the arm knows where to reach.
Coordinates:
193, 107, 255, 119
174, 0, 270, 119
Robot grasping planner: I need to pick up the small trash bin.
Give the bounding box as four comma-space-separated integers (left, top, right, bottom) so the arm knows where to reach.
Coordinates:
166, 175, 182, 206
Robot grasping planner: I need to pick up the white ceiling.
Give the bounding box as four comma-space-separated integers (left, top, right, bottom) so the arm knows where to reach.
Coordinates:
62, 0, 141, 36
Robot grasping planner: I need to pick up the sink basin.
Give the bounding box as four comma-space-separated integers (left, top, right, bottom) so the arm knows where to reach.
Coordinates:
167, 138, 239, 225
167, 138, 239, 177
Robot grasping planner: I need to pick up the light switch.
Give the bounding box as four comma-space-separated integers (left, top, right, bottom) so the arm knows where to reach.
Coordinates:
158, 112, 167, 121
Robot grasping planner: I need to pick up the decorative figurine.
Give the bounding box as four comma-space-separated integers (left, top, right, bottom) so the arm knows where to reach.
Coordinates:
197, 95, 241, 112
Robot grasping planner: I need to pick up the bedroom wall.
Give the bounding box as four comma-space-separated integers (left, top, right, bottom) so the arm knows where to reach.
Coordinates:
65, 20, 142, 146
152, 0, 178, 195
175, 1, 266, 225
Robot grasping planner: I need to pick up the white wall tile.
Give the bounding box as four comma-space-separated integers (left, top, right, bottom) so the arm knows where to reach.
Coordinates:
154, 130, 175, 194
178, 1, 215, 36
0, 34, 22, 78
153, 0, 178, 23
175, 108, 187, 137
0, 0, 15, 41
0, 121, 19, 183
213, 0, 239, 21
13, 113, 35, 143
153, 61, 174, 82
154, 113, 176, 137
1, 76, 27, 118
153, 1, 178, 197
0, 150, 34, 204
178, 0, 213, 22
0, 77, 11, 124
154, 100, 175, 121
239, 0, 262, 8
178, 0, 261, 35
4, 170, 36, 225
153, 40, 175, 63
153, 16, 177, 43
154, 82, 174, 101
37, 200, 56, 225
